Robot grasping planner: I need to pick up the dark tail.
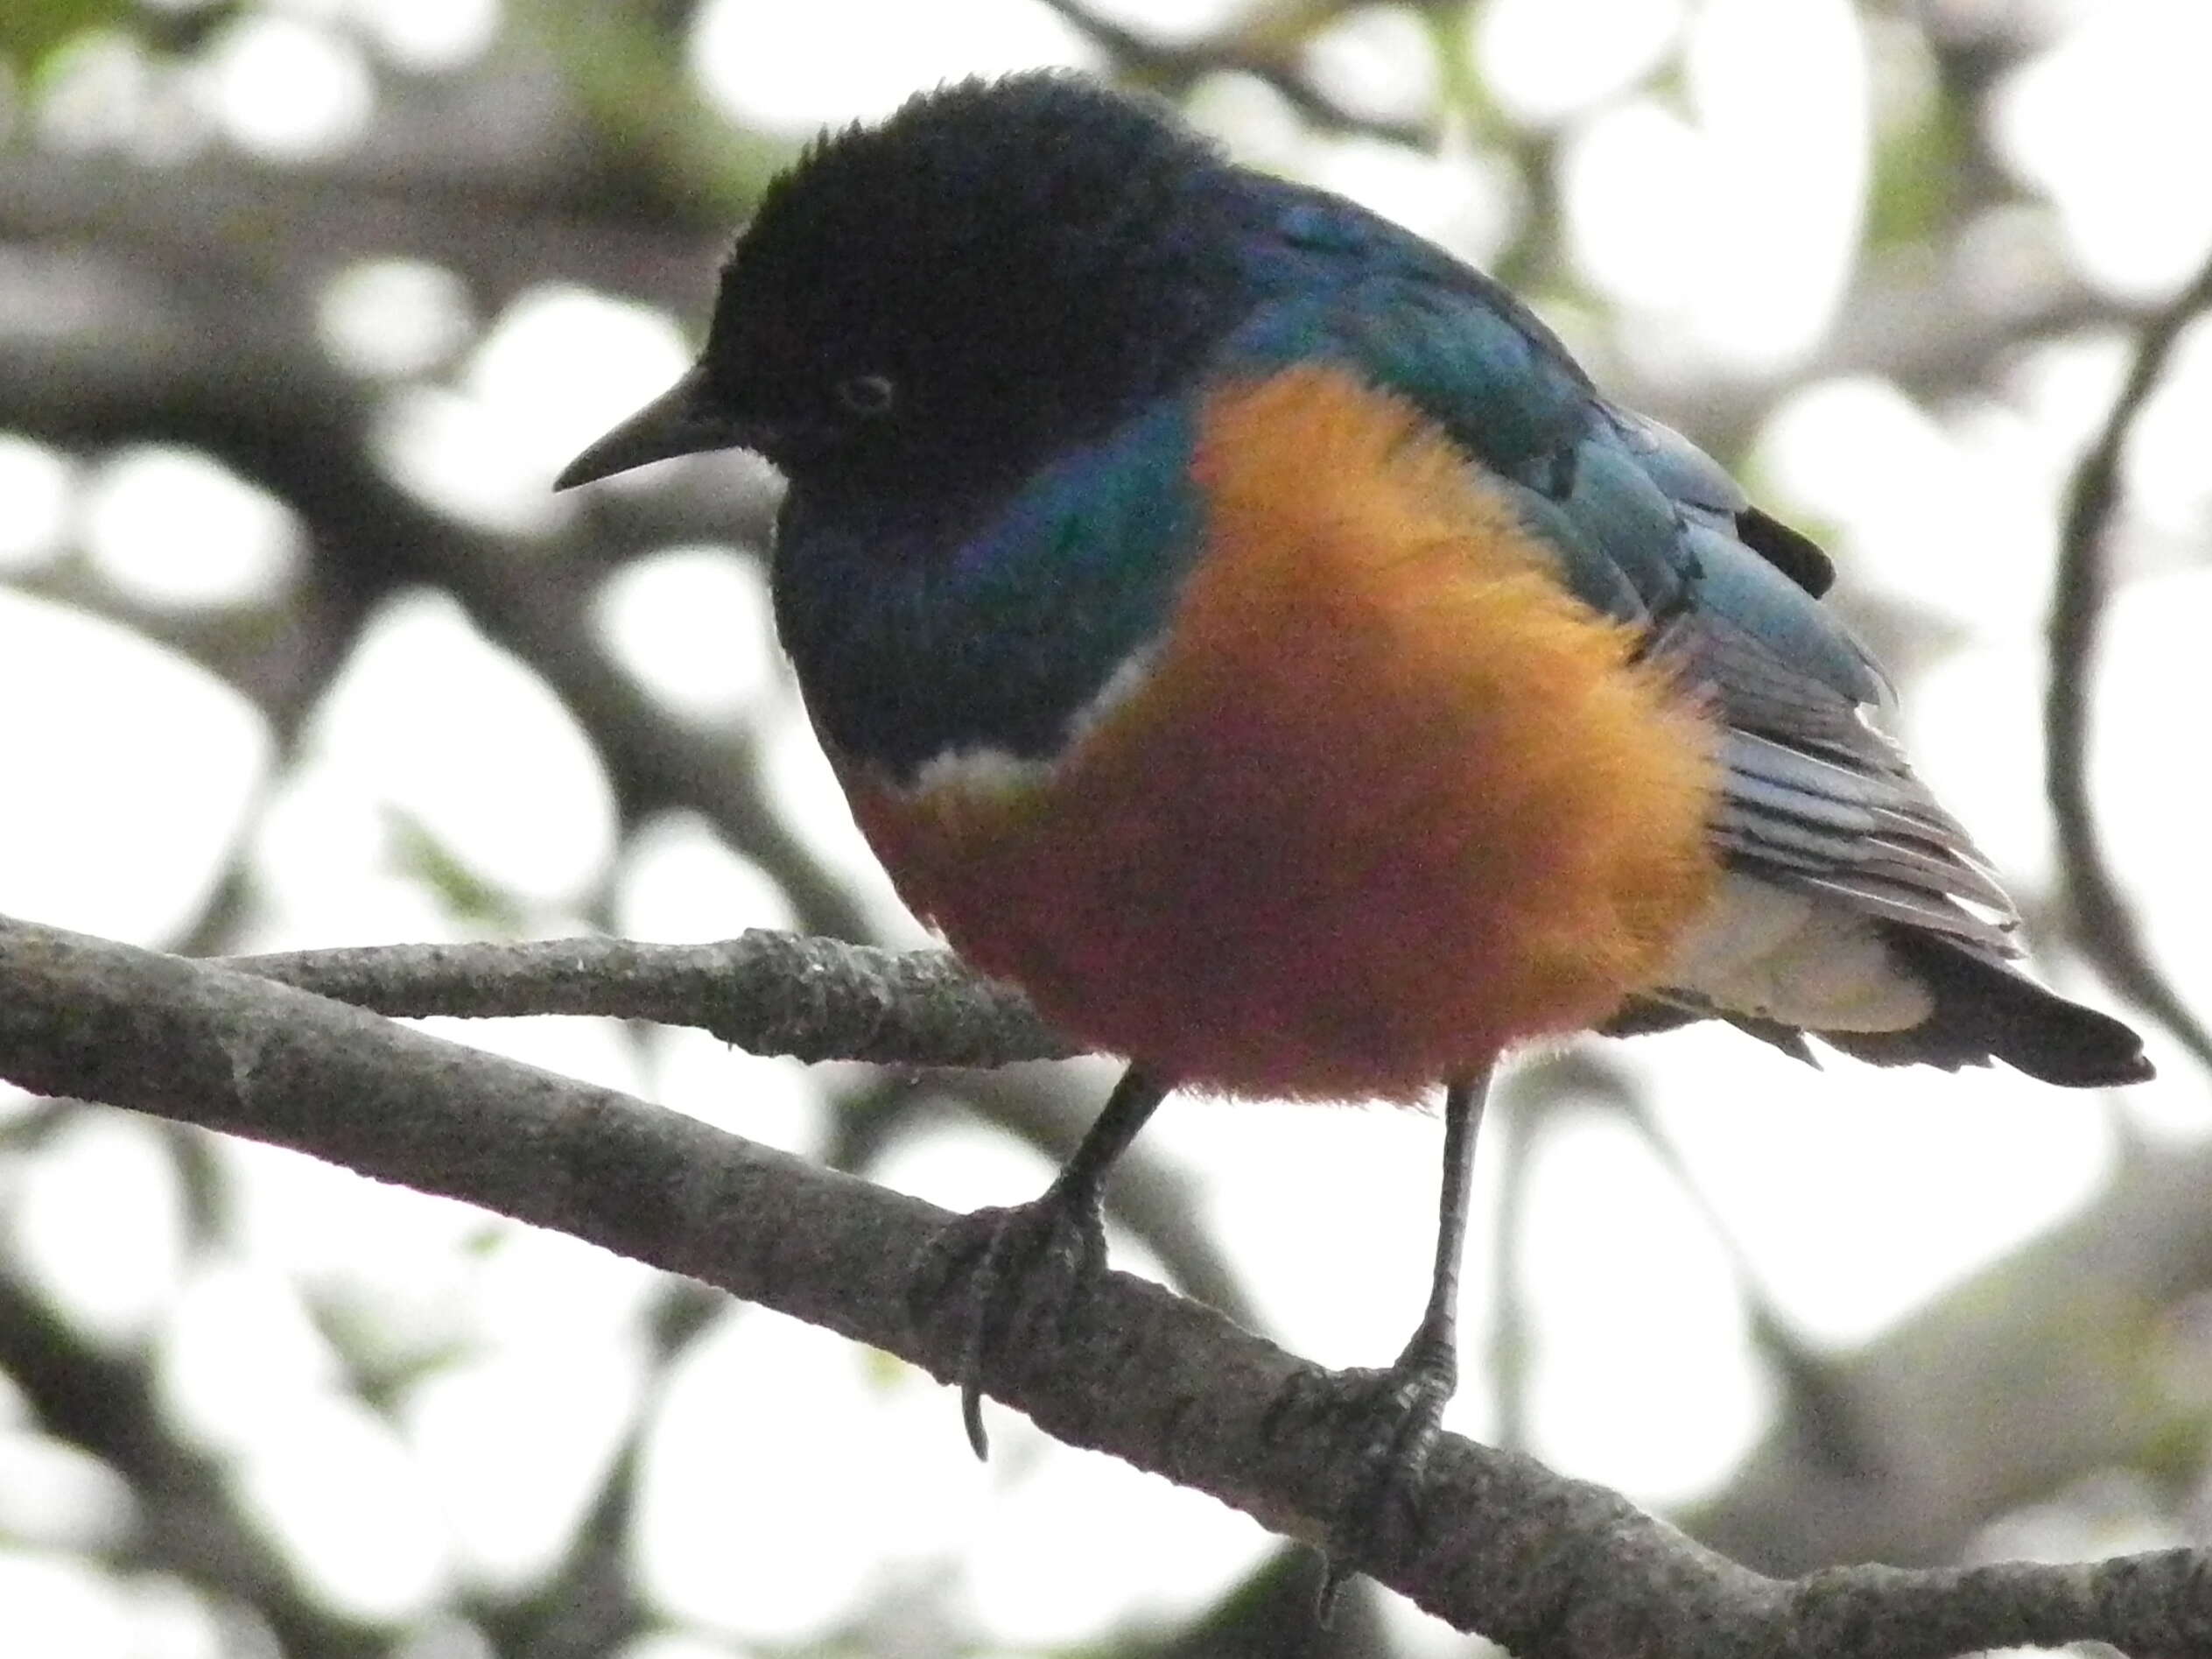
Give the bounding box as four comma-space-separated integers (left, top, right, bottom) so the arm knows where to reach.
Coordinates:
1821, 929, 2152, 1087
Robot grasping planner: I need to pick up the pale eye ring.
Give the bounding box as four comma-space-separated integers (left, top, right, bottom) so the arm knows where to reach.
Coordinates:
833, 373, 895, 417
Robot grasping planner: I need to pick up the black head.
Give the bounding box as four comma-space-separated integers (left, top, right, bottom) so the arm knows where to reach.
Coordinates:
557, 73, 1254, 512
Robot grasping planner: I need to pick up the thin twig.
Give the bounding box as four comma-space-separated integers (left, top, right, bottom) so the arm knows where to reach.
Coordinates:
2045, 250, 2212, 1072
1034, 0, 1434, 148
220, 931, 1074, 1067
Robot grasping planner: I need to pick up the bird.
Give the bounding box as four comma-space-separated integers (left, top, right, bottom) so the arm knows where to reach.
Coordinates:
557, 70, 2152, 1581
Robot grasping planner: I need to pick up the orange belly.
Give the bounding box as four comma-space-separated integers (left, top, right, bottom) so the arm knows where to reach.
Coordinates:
839, 366, 1718, 1100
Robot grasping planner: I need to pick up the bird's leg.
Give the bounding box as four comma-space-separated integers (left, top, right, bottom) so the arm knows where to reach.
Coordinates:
909, 1065, 1170, 1458
1314, 1067, 1492, 1617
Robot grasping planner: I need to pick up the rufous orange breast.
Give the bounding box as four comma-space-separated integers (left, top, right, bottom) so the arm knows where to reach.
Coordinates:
838, 365, 1721, 1099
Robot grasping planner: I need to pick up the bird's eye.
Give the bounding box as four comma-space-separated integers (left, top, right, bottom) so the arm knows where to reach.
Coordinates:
833, 373, 895, 418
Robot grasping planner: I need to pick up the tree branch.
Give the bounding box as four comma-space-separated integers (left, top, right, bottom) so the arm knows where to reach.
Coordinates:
220, 931, 1073, 1066
1692, 1128, 2212, 1575
2045, 246, 2212, 1072
0, 1226, 388, 1658
4, 913, 2208, 1656
195, 928, 2212, 1567
1033, 0, 1433, 148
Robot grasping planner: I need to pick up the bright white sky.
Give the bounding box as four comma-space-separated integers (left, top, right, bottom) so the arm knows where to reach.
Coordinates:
4, 1, 2211, 1655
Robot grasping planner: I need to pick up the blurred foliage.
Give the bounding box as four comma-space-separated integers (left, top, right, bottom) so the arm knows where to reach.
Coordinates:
516, 0, 791, 221
385, 807, 530, 932
0, 0, 136, 78
1865, 82, 1962, 250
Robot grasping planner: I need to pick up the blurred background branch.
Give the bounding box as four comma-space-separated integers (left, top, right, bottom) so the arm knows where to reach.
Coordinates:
2044, 245, 2212, 1073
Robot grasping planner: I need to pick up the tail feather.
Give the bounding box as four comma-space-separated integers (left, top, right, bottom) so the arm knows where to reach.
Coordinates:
1819, 929, 2152, 1087
1603, 996, 1821, 1065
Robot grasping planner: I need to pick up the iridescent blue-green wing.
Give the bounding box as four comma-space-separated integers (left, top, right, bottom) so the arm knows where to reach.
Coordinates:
1226, 185, 2023, 963
1236, 218, 2011, 953
1215, 182, 2147, 1085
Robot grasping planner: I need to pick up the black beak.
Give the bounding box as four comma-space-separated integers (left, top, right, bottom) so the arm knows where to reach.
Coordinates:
553, 364, 761, 490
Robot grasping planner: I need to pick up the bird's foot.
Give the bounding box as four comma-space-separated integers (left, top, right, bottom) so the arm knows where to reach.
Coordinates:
908, 1186, 1108, 1459
1301, 1326, 1459, 1621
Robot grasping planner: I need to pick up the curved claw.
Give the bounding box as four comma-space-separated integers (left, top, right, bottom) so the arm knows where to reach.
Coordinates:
961, 1365, 992, 1460
910, 1068, 1169, 1457
1312, 1332, 1459, 1621
911, 1192, 1110, 1459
